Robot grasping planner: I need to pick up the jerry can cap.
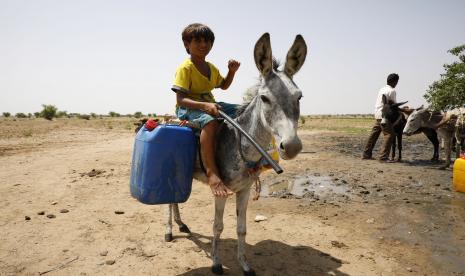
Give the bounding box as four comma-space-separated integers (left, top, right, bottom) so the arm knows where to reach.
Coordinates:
145, 119, 158, 131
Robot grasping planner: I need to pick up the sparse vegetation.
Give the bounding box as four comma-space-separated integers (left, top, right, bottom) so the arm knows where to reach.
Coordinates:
299, 115, 372, 134
109, 111, 120, 117
56, 111, 68, 118
22, 130, 33, 137
15, 113, 27, 118
40, 104, 58, 120
134, 111, 143, 118
2, 112, 10, 118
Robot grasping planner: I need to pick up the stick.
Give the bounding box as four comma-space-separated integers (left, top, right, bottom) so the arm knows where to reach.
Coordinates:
39, 256, 79, 275
218, 110, 283, 174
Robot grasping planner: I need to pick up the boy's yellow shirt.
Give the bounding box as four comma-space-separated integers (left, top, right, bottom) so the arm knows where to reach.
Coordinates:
172, 59, 224, 104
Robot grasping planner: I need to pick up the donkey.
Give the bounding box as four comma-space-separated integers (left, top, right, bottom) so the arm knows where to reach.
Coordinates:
403, 107, 465, 168
380, 97, 440, 161
164, 33, 307, 275
380, 95, 408, 161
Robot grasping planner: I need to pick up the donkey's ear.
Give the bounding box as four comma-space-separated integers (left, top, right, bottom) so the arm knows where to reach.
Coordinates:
284, 35, 307, 77
254, 33, 273, 76
394, 101, 408, 108
382, 94, 387, 105
416, 105, 424, 111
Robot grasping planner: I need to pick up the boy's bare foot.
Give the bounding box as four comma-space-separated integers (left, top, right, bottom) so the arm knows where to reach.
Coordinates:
208, 175, 233, 197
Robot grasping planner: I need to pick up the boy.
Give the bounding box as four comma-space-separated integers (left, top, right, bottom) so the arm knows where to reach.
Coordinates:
171, 23, 240, 197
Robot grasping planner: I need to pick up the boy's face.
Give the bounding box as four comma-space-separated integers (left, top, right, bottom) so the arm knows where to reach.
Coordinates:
185, 37, 212, 58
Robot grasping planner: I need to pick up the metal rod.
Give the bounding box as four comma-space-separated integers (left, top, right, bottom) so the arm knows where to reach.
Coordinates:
218, 110, 283, 174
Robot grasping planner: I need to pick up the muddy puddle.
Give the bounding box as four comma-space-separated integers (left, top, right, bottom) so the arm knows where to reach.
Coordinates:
261, 175, 351, 201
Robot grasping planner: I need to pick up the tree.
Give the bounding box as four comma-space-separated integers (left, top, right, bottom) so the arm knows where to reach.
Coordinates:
15, 113, 27, 118
40, 104, 58, 120
134, 111, 143, 118
424, 44, 465, 111
109, 111, 117, 117
2, 112, 10, 117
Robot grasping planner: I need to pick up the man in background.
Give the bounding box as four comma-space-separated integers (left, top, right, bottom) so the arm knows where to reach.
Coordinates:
362, 73, 399, 162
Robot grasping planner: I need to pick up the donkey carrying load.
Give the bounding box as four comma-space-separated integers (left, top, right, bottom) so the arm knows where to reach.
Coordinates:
164, 33, 307, 275
403, 106, 465, 168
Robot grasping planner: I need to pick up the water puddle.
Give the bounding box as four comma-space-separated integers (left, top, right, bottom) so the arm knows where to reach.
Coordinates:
262, 175, 351, 201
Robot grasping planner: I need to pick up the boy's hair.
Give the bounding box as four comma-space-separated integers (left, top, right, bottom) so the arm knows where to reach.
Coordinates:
182, 23, 215, 54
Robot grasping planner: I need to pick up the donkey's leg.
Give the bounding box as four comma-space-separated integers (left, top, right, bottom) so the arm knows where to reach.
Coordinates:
424, 129, 439, 162
173, 204, 191, 234
455, 131, 462, 158
165, 204, 174, 242
397, 133, 403, 161
441, 137, 453, 169
236, 188, 255, 275
390, 136, 397, 161
211, 197, 227, 274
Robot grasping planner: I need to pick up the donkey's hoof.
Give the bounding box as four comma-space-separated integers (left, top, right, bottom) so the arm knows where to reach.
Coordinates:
164, 233, 173, 242
179, 224, 191, 234
243, 269, 256, 276
211, 264, 224, 274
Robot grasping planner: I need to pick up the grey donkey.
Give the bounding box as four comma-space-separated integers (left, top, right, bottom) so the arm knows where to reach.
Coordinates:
403, 106, 464, 169
165, 33, 307, 275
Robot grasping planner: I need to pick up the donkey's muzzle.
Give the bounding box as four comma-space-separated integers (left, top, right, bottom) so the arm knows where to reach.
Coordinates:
279, 137, 302, 160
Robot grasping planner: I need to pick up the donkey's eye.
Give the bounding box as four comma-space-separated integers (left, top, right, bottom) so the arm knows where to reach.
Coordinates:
297, 95, 302, 101
260, 95, 271, 104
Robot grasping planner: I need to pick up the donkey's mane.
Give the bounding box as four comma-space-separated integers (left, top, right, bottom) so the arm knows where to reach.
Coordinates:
236, 57, 281, 116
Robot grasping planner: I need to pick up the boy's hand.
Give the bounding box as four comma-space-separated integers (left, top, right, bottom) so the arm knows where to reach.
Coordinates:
203, 102, 220, 116
228, 59, 241, 73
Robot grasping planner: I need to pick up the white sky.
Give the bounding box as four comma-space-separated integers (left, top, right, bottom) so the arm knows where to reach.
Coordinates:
1, 0, 464, 115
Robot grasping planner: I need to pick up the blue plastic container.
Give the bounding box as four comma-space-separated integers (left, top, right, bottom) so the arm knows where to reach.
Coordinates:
130, 124, 197, 204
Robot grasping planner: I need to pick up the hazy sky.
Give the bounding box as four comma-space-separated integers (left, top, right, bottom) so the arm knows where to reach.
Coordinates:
1, 0, 464, 115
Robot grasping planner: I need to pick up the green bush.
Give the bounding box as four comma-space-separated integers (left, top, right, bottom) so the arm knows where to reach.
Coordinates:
15, 113, 27, 118
40, 104, 58, 120
109, 111, 120, 117
56, 111, 68, 118
2, 112, 10, 117
424, 44, 465, 111
134, 111, 143, 118
79, 114, 91, 120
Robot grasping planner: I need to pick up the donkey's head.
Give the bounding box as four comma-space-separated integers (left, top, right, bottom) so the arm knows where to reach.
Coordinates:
253, 33, 307, 160
403, 106, 428, 136
380, 94, 407, 127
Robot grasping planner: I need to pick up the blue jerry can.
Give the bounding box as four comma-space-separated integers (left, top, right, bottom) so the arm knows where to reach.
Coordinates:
130, 124, 197, 204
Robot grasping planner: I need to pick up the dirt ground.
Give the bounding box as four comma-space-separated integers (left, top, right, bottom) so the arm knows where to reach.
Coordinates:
0, 117, 464, 276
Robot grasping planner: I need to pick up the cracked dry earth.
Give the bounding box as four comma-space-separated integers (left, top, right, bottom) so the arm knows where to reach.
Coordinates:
0, 118, 464, 275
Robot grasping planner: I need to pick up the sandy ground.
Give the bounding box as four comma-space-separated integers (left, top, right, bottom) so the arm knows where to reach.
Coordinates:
0, 118, 464, 276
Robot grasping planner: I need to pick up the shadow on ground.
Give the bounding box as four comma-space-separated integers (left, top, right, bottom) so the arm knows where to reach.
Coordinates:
177, 232, 348, 276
